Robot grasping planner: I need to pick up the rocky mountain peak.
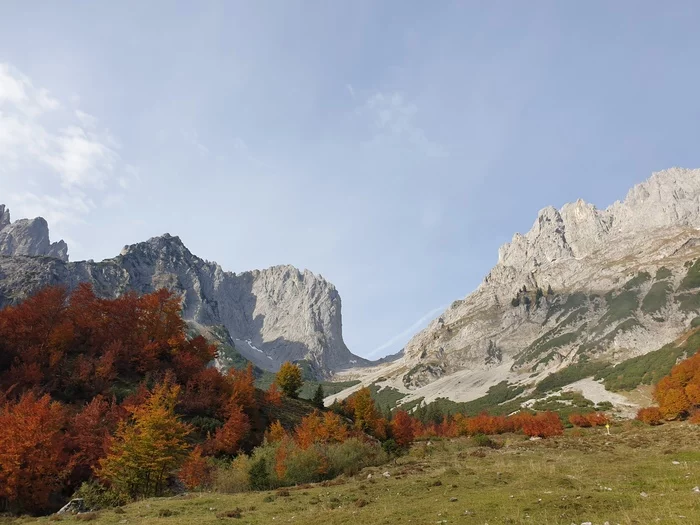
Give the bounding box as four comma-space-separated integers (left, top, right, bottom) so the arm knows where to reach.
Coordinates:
0, 205, 10, 230
495, 168, 700, 285
341, 168, 700, 406
0, 215, 365, 377
0, 205, 68, 261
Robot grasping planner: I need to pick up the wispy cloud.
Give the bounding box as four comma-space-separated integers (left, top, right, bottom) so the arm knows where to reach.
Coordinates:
363, 91, 447, 158
0, 62, 136, 225
367, 304, 446, 358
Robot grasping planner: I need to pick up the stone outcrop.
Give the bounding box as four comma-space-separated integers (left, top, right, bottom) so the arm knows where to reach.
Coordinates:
0, 204, 68, 261
0, 213, 366, 377
336, 168, 700, 401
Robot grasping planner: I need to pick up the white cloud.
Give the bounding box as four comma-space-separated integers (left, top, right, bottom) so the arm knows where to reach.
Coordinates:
363, 91, 447, 158
346, 84, 355, 98
0, 62, 135, 226
9, 191, 94, 227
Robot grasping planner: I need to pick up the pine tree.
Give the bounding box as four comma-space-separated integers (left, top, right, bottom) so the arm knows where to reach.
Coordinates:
546, 284, 554, 295
312, 384, 325, 409
535, 287, 544, 304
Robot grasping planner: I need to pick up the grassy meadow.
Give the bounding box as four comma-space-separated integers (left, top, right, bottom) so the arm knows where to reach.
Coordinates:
6, 422, 699, 525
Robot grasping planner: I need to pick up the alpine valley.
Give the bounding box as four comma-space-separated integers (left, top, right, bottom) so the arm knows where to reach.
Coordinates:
3, 167, 700, 414
329, 167, 700, 417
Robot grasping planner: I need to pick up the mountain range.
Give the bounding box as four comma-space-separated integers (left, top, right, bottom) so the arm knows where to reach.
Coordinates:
329, 167, 700, 413
3, 167, 700, 409
0, 206, 366, 378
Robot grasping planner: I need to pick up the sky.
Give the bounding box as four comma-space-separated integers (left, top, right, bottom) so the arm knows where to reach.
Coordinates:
1, 2, 700, 360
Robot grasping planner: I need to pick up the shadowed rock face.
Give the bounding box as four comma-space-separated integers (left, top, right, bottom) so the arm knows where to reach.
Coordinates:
0, 213, 366, 377
0, 205, 68, 261
380, 168, 700, 391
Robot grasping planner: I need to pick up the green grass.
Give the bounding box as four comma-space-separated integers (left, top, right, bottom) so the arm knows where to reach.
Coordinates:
534, 360, 611, 394
655, 266, 673, 280
641, 281, 671, 314
544, 292, 589, 324
595, 329, 700, 391
623, 271, 651, 290
677, 292, 700, 313
529, 391, 598, 422
368, 384, 406, 410
15, 424, 700, 525
411, 381, 527, 420
299, 380, 361, 400
679, 259, 700, 290
517, 323, 589, 367
594, 290, 639, 334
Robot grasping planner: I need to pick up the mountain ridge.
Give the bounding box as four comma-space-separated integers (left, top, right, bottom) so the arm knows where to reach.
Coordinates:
0, 207, 367, 377
330, 167, 700, 411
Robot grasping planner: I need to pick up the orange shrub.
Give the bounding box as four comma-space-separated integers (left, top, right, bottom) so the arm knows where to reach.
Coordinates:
391, 410, 415, 447
211, 403, 250, 455
266, 420, 287, 443
178, 446, 212, 490
0, 393, 69, 513
264, 383, 282, 406
519, 412, 563, 438
636, 406, 663, 425
586, 412, 610, 427
569, 412, 609, 428
568, 413, 592, 427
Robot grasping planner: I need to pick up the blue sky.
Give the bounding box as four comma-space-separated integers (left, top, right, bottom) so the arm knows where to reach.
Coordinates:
1, 2, 700, 359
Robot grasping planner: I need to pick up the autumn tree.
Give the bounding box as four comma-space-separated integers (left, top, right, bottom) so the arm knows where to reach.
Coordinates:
276, 362, 303, 399
228, 363, 256, 410
178, 446, 212, 490
264, 383, 282, 407
636, 407, 663, 425
265, 420, 287, 443
99, 380, 191, 499
653, 352, 700, 420
211, 403, 250, 455
66, 396, 120, 485
391, 410, 415, 447
349, 387, 378, 432
0, 393, 68, 513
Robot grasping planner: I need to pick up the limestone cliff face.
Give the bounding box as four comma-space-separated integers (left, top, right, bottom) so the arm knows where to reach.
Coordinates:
0, 205, 68, 261
0, 215, 365, 377
390, 168, 700, 390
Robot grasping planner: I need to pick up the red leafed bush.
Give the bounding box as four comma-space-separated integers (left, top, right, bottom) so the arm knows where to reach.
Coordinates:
568, 413, 592, 428
391, 410, 415, 447
178, 446, 212, 490
569, 412, 610, 428
519, 412, 564, 438
636, 407, 663, 425
0, 393, 69, 513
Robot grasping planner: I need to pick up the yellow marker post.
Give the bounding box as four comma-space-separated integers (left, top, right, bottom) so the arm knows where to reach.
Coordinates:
605, 423, 610, 435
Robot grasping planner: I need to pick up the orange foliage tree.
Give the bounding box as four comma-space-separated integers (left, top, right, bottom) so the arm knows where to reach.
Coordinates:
652, 351, 700, 420
391, 410, 415, 447
211, 403, 250, 455
0, 393, 69, 513
636, 407, 663, 425
178, 446, 212, 490
264, 383, 283, 407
